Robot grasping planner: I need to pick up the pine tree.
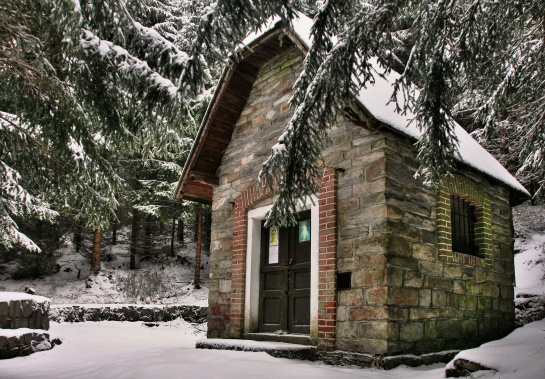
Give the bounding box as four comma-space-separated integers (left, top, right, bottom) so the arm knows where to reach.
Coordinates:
0, 0, 212, 253
189, 0, 544, 224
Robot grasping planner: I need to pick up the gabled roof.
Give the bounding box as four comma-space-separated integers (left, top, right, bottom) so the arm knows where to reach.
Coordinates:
176, 13, 530, 205
175, 24, 303, 204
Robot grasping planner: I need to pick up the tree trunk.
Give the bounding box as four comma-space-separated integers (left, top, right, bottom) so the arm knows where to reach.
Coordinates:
194, 208, 202, 289
193, 211, 199, 242
130, 208, 140, 270
91, 229, 102, 275
144, 214, 152, 256
111, 220, 117, 245
177, 218, 184, 244
74, 221, 83, 253
170, 217, 176, 257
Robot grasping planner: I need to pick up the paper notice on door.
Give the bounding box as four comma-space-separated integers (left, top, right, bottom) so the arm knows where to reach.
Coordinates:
268, 245, 279, 264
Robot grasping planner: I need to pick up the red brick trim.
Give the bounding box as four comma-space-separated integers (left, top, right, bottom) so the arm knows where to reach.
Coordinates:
229, 168, 338, 349
317, 168, 338, 351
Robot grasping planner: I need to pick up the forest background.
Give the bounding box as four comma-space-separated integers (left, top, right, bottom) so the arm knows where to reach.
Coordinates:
1, 0, 544, 280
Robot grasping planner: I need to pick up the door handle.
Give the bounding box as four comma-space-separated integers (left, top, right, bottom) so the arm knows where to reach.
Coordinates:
288, 258, 293, 265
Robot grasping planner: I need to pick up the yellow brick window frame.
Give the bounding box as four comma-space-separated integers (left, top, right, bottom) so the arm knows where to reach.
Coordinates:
437, 174, 493, 269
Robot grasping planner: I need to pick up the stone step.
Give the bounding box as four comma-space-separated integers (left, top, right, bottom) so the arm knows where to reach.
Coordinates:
196, 338, 316, 360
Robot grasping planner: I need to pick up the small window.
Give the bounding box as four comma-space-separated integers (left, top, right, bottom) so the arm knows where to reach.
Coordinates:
450, 195, 479, 256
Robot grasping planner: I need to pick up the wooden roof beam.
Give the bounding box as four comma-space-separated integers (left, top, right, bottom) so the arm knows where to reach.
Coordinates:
188, 171, 219, 187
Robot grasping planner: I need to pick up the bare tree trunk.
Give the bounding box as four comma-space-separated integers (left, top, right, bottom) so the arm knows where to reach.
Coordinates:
194, 208, 202, 289
144, 214, 152, 256
193, 211, 198, 242
204, 207, 211, 252
130, 208, 140, 270
74, 221, 83, 253
91, 229, 102, 275
112, 220, 117, 245
177, 218, 184, 243
170, 217, 176, 256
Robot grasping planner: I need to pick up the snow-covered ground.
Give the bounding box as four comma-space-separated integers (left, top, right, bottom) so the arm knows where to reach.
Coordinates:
0, 320, 447, 379
0, 231, 209, 306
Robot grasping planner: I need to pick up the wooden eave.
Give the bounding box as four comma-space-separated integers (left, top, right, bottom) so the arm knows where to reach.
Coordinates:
176, 23, 302, 203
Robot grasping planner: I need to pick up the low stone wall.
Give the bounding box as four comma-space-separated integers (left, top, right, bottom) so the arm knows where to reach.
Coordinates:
0, 329, 52, 359
318, 349, 459, 369
0, 292, 52, 359
50, 304, 208, 324
0, 292, 50, 330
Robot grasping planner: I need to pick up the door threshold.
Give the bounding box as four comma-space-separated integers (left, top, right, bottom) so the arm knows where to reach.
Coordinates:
246, 332, 313, 346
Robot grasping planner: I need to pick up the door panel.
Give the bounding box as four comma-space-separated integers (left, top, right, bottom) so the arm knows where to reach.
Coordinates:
259, 210, 311, 334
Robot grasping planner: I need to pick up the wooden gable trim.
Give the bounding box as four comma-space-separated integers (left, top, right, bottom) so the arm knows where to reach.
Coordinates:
176, 23, 299, 203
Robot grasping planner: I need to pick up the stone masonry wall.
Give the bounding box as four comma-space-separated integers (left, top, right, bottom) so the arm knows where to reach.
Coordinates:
325, 118, 392, 355
381, 132, 515, 355
208, 46, 305, 339
207, 40, 515, 355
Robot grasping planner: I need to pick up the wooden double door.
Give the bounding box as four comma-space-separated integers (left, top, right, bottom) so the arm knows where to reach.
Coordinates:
259, 210, 311, 334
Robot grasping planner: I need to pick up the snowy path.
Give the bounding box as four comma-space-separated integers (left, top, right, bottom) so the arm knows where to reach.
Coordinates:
0, 321, 445, 379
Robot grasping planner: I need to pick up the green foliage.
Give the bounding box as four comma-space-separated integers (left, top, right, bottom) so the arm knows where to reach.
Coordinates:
0, 0, 213, 251
190, 0, 543, 224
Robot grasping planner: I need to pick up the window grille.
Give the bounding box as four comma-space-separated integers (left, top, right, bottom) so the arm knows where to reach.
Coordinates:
450, 195, 479, 256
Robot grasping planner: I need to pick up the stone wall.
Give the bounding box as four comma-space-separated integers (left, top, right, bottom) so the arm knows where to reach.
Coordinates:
323, 117, 391, 354
0, 292, 52, 359
49, 304, 207, 323
206, 40, 516, 356
0, 293, 50, 331
0, 329, 52, 359
380, 132, 515, 355
208, 46, 305, 339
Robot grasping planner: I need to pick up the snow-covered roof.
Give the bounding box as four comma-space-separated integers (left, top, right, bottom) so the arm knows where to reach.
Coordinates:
244, 13, 529, 198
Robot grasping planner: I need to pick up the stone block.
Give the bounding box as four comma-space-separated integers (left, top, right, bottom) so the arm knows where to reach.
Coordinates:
444, 264, 463, 279
409, 307, 439, 320
365, 286, 388, 306
404, 271, 423, 288
424, 320, 437, 338
386, 266, 403, 286
349, 306, 388, 321
388, 237, 412, 257
459, 295, 477, 309
479, 282, 499, 297
477, 296, 491, 310
436, 320, 461, 339
447, 292, 460, 308
353, 268, 386, 287
400, 322, 424, 340
388, 255, 419, 270
425, 276, 453, 291
356, 253, 387, 269
365, 158, 386, 181
461, 320, 478, 337
412, 243, 436, 261
388, 288, 419, 306
338, 289, 364, 307
9, 301, 21, 318
432, 290, 447, 307
337, 321, 359, 339
354, 237, 387, 255
419, 289, 432, 307
358, 321, 388, 339
419, 261, 444, 276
